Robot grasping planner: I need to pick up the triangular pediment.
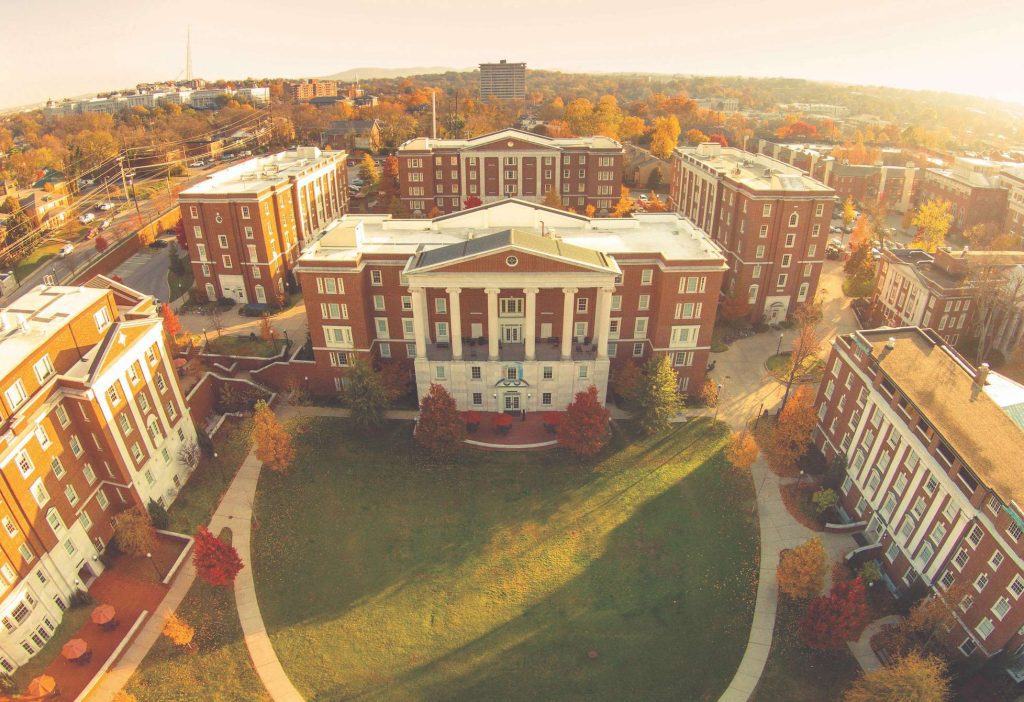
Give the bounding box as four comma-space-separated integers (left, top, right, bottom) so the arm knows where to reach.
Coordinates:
462, 129, 558, 152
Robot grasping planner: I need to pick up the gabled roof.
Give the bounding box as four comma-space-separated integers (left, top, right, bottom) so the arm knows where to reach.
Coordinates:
407, 228, 617, 275
432, 197, 589, 224
84, 318, 159, 381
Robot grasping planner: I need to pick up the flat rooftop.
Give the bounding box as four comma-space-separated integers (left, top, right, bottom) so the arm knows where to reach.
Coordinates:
180, 147, 343, 196
677, 144, 833, 193
399, 128, 621, 152
859, 327, 1024, 509
0, 285, 110, 381
299, 200, 726, 267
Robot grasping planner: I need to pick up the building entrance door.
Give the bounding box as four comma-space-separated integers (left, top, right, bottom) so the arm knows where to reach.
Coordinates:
502, 325, 521, 343
504, 392, 521, 411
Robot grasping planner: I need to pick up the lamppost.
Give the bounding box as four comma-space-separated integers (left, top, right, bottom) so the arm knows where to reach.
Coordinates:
146, 551, 163, 581
202, 328, 209, 344
776, 332, 785, 356
713, 382, 724, 421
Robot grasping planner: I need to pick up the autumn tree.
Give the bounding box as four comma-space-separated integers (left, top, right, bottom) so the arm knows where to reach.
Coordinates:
161, 303, 182, 339
111, 507, 155, 557
463, 195, 482, 209
970, 264, 1024, 365
644, 192, 668, 212
649, 116, 681, 159
415, 383, 465, 458
843, 652, 950, 702
253, 400, 294, 473
707, 133, 729, 147
635, 355, 683, 435
619, 115, 646, 143
842, 197, 856, 227
963, 222, 1015, 251
768, 384, 818, 469
611, 186, 635, 218
685, 128, 708, 145
558, 385, 611, 458
584, 203, 597, 217
799, 577, 870, 650
162, 612, 195, 651
777, 301, 823, 409
911, 200, 952, 252
610, 360, 642, 406
343, 360, 389, 429
720, 288, 752, 322
726, 430, 759, 471
192, 527, 244, 587
542, 187, 563, 210
95, 235, 109, 252
358, 153, 379, 188
848, 215, 873, 249
258, 316, 277, 343
777, 536, 827, 599
697, 378, 719, 407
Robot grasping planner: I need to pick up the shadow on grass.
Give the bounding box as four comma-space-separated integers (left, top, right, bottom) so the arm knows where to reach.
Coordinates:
252, 417, 758, 701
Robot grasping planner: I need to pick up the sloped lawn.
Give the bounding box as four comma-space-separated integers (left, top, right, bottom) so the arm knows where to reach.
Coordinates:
252, 417, 758, 701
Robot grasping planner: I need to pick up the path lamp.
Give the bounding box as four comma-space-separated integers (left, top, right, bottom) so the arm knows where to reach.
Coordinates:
713, 383, 724, 421
146, 551, 163, 581
202, 328, 209, 344
776, 332, 784, 356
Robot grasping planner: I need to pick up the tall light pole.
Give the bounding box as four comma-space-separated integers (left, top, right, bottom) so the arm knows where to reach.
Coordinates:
776, 332, 784, 356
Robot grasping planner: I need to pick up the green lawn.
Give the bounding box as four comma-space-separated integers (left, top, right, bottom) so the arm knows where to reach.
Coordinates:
165, 418, 253, 535
752, 597, 862, 702
253, 417, 758, 701
126, 531, 270, 702
167, 262, 194, 303
14, 241, 65, 281
205, 336, 287, 358
12, 606, 91, 689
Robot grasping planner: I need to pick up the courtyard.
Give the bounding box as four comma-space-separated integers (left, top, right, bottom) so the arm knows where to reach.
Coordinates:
250, 416, 758, 701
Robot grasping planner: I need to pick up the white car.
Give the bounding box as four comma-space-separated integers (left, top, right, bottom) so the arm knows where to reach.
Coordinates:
97, 202, 114, 211
638, 193, 649, 202
190, 160, 205, 168
79, 213, 95, 224
100, 219, 112, 230
59, 244, 74, 257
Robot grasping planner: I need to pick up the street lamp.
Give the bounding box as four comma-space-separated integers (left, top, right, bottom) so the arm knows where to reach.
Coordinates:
776, 332, 784, 356
202, 328, 209, 344
146, 551, 163, 581
713, 383, 724, 421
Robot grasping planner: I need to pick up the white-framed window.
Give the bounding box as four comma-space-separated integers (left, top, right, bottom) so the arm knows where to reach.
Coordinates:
759, 224, 768, 238
976, 618, 994, 639
670, 325, 698, 348
83, 463, 96, 485
324, 326, 354, 349
781, 254, 792, 268
576, 297, 588, 313
435, 298, 447, 314
633, 317, 648, 339
30, 479, 49, 507
5, 380, 28, 411
755, 245, 766, 259
379, 342, 391, 358
638, 294, 650, 311
434, 366, 446, 380
371, 270, 383, 286
640, 269, 653, 286
776, 273, 788, 288
33, 355, 55, 384
797, 283, 809, 302
784, 233, 796, 247
373, 295, 386, 311
578, 365, 588, 379
2, 517, 17, 538
632, 342, 645, 357
97, 489, 109, 510
221, 254, 232, 269
788, 212, 798, 227
69, 435, 83, 457
815, 203, 825, 217
674, 351, 694, 367
19, 544, 34, 563
762, 203, 771, 217
375, 318, 390, 339
434, 321, 448, 341
748, 284, 759, 304
500, 298, 524, 316
130, 443, 144, 463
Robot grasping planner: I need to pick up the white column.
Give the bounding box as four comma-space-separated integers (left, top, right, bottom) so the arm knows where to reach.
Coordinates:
447, 287, 462, 360
561, 287, 577, 360
594, 286, 614, 358
524, 287, 538, 360
486, 287, 500, 360
410, 287, 428, 358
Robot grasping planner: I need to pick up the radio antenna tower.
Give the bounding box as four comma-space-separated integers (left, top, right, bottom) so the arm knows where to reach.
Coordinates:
185, 26, 193, 82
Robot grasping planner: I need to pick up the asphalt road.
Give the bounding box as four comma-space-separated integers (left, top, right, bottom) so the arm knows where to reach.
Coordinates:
112, 245, 173, 303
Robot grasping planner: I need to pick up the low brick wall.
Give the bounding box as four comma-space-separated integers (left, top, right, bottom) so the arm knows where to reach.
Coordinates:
825, 520, 867, 535
186, 372, 276, 431
199, 339, 291, 373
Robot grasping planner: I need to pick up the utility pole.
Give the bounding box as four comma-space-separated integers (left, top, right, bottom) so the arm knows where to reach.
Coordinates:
431, 90, 437, 140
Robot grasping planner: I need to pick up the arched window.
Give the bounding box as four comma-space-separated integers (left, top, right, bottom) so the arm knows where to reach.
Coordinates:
789, 212, 799, 227
205, 283, 216, 301
747, 284, 759, 304
255, 285, 267, 304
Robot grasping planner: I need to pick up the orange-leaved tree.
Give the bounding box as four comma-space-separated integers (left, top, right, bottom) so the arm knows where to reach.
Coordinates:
777, 535, 827, 599
542, 187, 564, 210
769, 384, 818, 471
161, 303, 182, 339
162, 611, 195, 650
253, 400, 294, 473
778, 302, 823, 410
415, 383, 466, 458
558, 385, 611, 458
726, 430, 759, 471
843, 652, 950, 702
611, 186, 635, 218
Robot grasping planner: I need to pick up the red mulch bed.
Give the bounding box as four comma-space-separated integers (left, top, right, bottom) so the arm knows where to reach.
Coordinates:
38, 533, 189, 700
779, 481, 826, 531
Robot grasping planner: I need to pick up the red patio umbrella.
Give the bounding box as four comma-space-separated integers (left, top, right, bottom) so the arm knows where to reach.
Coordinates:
173, 358, 188, 368
91, 604, 116, 625
61, 638, 88, 660
27, 675, 56, 696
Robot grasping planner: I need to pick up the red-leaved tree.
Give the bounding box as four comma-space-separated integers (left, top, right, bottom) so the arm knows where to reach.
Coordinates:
463, 195, 483, 209
192, 527, 244, 587
415, 383, 466, 458
558, 385, 611, 458
161, 303, 182, 338
95, 235, 109, 252
173, 220, 187, 248
799, 576, 870, 650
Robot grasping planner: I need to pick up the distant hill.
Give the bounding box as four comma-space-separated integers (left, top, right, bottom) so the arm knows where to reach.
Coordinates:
320, 67, 467, 81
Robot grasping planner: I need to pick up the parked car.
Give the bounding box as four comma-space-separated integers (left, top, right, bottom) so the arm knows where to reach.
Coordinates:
241, 150, 252, 157
148, 239, 170, 249
100, 218, 112, 230
190, 160, 205, 168
829, 225, 843, 234
79, 178, 95, 187
352, 178, 364, 186
85, 228, 98, 240
638, 193, 649, 202
825, 246, 843, 260
78, 213, 95, 224
59, 244, 74, 257
97, 202, 114, 211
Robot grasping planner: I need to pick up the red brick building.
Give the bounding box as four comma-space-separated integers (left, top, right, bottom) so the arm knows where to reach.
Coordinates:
917, 158, 1010, 233
869, 247, 1024, 348
179, 147, 349, 305
283, 80, 338, 102
0, 278, 197, 673
1004, 172, 1024, 247
395, 129, 624, 217
293, 199, 726, 408
814, 327, 1024, 672
669, 143, 835, 323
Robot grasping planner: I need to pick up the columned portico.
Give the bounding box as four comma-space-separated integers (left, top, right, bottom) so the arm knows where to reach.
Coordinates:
410, 287, 428, 358
523, 287, 539, 360
561, 288, 577, 360
447, 287, 463, 359
486, 288, 500, 360
594, 286, 614, 358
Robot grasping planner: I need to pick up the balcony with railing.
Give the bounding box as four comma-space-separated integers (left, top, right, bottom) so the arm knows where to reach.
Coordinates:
424, 337, 598, 363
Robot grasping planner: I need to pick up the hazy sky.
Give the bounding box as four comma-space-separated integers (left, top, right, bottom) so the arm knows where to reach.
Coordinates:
5, 0, 1024, 108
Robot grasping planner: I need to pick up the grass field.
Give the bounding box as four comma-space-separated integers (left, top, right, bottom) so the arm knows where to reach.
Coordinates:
252, 416, 758, 701
14, 241, 66, 280
126, 531, 270, 702
205, 335, 287, 358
